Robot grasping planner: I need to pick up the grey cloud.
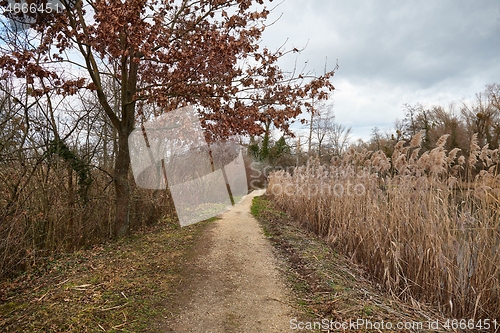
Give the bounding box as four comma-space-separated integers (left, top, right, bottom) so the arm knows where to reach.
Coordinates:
260, 0, 500, 140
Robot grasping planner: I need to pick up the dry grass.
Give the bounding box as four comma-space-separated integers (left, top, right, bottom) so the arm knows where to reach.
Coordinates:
0, 160, 173, 279
268, 132, 500, 320
0, 217, 213, 332
252, 195, 457, 332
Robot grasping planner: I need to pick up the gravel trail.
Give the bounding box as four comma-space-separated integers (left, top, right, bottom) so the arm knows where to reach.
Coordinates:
166, 190, 294, 332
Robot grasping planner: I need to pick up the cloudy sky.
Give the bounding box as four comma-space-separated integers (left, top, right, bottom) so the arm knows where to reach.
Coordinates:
259, 0, 500, 142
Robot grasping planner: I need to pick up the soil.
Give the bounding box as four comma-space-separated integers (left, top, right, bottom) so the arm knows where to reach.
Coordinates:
163, 189, 295, 332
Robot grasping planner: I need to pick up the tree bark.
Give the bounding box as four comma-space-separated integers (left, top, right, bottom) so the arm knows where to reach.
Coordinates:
113, 47, 138, 237
113, 73, 135, 237
114, 128, 131, 237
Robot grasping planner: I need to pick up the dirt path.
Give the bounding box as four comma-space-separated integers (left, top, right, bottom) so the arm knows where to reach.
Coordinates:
165, 190, 294, 332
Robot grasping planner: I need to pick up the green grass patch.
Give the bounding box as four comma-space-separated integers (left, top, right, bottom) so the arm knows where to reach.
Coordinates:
251, 195, 286, 219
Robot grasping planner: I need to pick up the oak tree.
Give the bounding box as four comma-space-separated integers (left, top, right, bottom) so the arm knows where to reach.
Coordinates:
0, 0, 335, 236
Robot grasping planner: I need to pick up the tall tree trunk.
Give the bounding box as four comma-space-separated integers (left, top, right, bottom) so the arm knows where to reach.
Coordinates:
114, 128, 131, 237
113, 47, 138, 237
113, 99, 135, 238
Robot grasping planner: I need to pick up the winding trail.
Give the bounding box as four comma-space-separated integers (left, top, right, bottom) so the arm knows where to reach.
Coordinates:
166, 190, 294, 332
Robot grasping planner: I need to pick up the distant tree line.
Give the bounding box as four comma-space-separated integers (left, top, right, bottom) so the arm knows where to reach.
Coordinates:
245, 83, 500, 182
359, 84, 500, 165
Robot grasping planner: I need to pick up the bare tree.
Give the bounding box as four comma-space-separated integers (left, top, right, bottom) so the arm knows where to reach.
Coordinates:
312, 105, 335, 157
310, 103, 352, 158
329, 122, 352, 156
461, 91, 499, 148
426, 104, 468, 151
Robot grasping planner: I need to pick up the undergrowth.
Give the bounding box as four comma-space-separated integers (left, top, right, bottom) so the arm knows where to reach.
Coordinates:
0, 217, 213, 332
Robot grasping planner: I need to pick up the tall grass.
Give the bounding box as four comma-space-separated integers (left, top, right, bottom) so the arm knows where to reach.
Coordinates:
268, 132, 500, 319
0, 158, 173, 278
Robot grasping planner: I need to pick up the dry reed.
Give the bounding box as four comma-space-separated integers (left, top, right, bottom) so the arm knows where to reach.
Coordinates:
268, 132, 500, 320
